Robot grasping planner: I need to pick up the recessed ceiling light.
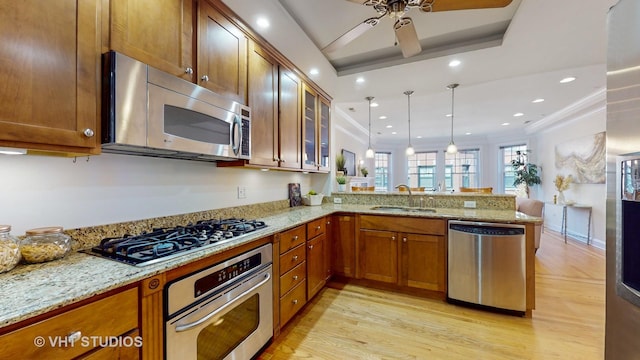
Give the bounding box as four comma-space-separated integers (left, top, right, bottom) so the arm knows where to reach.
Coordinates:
560, 76, 576, 83
256, 17, 270, 28
386, 125, 393, 128
502, 122, 510, 126
391, 131, 397, 134
309, 68, 319, 75
513, 112, 524, 117
379, 115, 387, 119
465, 132, 472, 135
417, 135, 423, 139
356, 77, 365, 84
449, 59, 461, 67
370, 102, 379, 107
532, 98, 545, 103
446, 113, 452, 117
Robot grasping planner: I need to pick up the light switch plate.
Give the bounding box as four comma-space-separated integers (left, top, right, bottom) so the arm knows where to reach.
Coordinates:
464, 201, 476, 208
237, 186, 247, 199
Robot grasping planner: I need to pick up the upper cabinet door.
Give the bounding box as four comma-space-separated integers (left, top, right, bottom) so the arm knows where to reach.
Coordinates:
279, 69, 303, 170
248, 42, 279, 167
318, 96, 331, 172
0, 0, 100, 153
109, 0, 194, 81
198, 1, 248, 104
302, 83, 318, 171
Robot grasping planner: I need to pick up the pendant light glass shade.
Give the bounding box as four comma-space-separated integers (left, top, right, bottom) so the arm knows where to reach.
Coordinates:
446, 83, 459, 154
404, 90, 414, 156
365, 96, 375, 158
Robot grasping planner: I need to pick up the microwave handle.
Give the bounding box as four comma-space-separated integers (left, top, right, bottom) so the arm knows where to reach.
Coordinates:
231, 115, 242, 156
175, 272, 270, 332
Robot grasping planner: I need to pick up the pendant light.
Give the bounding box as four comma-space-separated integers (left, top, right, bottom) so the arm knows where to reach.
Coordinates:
365, 96, 375, 158
404, 90, 415, 156
446, 83, 459, 154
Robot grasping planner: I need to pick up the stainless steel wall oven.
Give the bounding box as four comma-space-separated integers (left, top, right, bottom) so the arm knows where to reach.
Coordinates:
164, 244, 273, 359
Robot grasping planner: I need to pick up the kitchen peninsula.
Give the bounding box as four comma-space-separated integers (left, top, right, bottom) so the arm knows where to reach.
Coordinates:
0, 195, 540, 359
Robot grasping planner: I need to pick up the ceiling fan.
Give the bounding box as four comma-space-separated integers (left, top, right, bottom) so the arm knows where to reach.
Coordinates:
323, 0, 513, 58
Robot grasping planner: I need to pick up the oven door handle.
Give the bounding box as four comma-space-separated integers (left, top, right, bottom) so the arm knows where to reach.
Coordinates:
175, 272, 271, 332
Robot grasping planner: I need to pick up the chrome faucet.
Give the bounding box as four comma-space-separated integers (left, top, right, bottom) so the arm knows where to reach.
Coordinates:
395, 184, 413, 207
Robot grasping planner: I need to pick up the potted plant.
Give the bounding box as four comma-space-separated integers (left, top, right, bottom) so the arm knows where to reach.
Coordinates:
511, 150, 541, 198
336, 175, 347, 192
360, 167, 369, 177
302, 190, 324, 206
335, 153, 346, 175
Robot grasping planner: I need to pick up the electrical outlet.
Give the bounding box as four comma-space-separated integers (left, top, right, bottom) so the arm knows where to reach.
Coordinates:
333, 197, 342, 204
464, 201, 476, 208
237, 186, 247, 199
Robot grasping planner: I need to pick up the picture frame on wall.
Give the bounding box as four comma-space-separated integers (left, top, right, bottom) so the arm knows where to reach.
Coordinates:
342, 149, 356, 176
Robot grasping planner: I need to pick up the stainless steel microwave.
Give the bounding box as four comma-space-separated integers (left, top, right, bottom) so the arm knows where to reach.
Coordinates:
101, 51, 250, 162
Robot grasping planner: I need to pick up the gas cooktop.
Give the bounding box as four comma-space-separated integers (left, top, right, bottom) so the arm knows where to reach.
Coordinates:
87, 218, 267, 266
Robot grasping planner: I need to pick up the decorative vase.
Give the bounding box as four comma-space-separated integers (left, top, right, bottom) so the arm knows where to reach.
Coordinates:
558, 191, 565, 204
337, 184, 346, 192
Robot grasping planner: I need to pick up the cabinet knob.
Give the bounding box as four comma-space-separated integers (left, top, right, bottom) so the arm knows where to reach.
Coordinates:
293, 275, 298, 281
201, 75, 209, 82
67, 330, 82, 343
391, 236, 396, 241
309, 244, 314, 250
185, 67, 194, 74
293, 235, 298, 241
327, 221, 331, 225
403, 237, 407, 243
273, 157, 280, 162
292, 255, 298, 261
292, 299, 298, 305
281, 158, 286, 163
316, 226, 321, 231
83, 128, 94, 137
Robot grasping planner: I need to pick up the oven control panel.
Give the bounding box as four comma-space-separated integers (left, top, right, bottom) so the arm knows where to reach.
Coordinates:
194, 253, 261, 297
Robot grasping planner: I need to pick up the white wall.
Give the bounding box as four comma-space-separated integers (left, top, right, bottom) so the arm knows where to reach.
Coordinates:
533, 93, 606, 248
1, 154, 312, 235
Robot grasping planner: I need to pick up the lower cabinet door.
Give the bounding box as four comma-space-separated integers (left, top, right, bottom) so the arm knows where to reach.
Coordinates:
400, 233, 446, 291
359, 229, 398, 284
306, 234, 326, 299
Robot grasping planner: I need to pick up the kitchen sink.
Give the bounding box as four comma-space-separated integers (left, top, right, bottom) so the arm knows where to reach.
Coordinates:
369, 205, 436, 213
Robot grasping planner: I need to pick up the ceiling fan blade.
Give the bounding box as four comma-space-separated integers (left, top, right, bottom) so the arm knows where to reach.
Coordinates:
425, 0, 513, 12
322, 15, 384, 54
394, 17, 422, 58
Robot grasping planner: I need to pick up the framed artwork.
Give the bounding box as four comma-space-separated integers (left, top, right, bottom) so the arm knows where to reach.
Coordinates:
554, 131, 606, 184
342, 149, 356, 176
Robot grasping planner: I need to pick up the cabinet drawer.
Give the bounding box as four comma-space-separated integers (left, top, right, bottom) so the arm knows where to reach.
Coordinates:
280, 280, 307, 327
279, 244, 306, 275
306, 218, 325, 239
0, 288, 138, 359
280, 261, 306, 296
279, 225, 306, 254
360, 215, 445, 235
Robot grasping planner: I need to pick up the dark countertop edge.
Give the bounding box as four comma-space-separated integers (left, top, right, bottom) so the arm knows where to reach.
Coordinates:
0, 204, 541, 328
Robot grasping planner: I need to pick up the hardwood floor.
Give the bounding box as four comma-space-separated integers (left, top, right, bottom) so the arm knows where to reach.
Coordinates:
260, 230, 605, 360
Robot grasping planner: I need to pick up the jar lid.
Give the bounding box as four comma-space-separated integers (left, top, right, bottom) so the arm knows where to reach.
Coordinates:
0, 225, 10, 233
25, 226, 63, 235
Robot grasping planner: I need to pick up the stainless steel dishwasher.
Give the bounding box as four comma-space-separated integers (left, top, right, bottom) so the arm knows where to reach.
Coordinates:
447, 220, 526, 314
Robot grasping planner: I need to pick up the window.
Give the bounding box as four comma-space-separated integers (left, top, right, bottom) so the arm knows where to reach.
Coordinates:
444, 149, 479, 191
408, 152, 437, 189
374, 152, 391, 191
501, 144, 527, 194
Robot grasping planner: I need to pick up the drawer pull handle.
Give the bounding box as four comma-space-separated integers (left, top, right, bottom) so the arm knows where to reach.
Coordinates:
292, 299, 298, 305
293, 275, 299, 281
67, 331, 82, 343
292, 255, 298, 261
293, 235, 298, 241
316, 226, 321, 230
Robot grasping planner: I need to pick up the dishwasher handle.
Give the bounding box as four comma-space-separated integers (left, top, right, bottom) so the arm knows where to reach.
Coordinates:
449, 223, 525, 236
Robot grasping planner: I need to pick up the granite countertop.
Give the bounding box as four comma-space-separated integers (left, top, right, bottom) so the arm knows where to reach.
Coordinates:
0, 204, 541, 329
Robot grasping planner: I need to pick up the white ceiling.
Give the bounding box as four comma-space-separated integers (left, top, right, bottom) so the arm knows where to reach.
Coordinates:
227, 0, 617, 147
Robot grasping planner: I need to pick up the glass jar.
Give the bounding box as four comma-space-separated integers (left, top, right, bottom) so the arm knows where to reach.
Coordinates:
21, 226, 71, 264
0, 225, 21, 273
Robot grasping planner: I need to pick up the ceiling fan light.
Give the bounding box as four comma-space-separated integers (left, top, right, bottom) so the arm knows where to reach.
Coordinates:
366, 148, 375, 158
447, 142, 458, 154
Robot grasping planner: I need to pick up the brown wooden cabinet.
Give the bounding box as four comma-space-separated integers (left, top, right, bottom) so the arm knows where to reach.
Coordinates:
358, 215, 446, 292
198, 0, 248, 104
278, 225, 307, 327
0, 287, 139, 359
331, 214, 356, 278
278, 68, 304, 170
0, 0, 101, 154
306, 218, 327, 299
108, 0, 194, 81
301, 84, 331, 172
318, 97, 331, 171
